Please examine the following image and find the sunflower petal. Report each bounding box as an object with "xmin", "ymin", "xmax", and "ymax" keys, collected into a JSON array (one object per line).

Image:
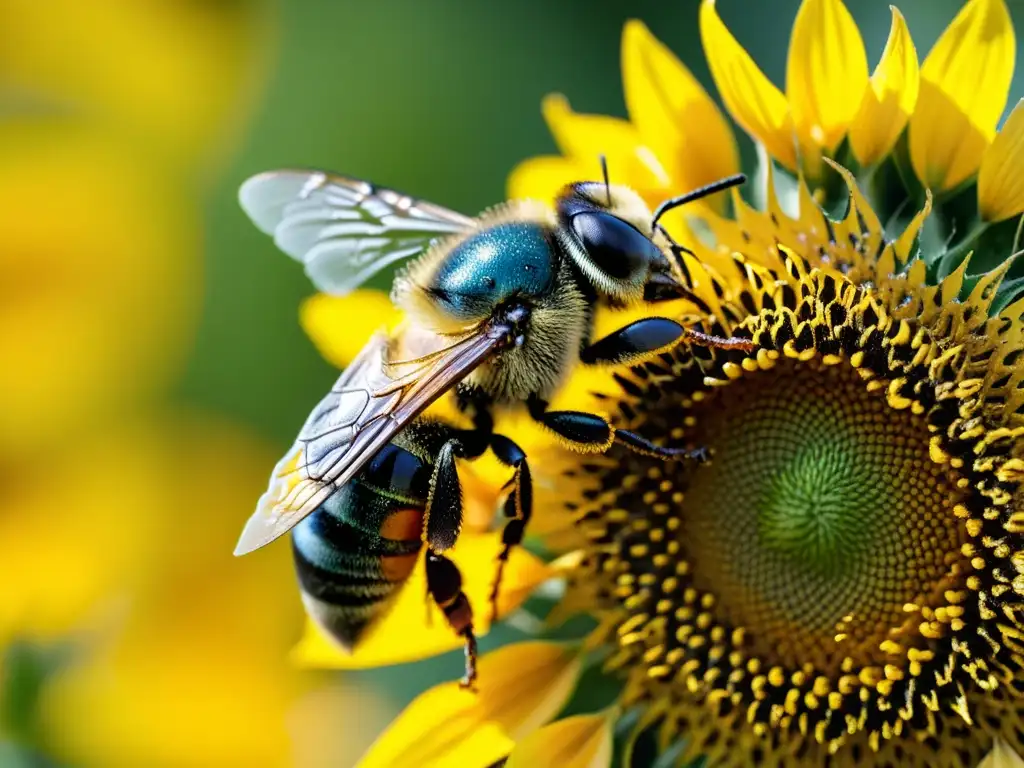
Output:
[
  {"xmin": 507, "ymin": 155, "xmax": 589, "ymax": 205},
  {"xmin": 699, "ymin": 0, "xmax": 797, "ymax": 170},
  {"xmin": 505, "ymin": 712, "xmax": 614, "ymax": 768},
  {"xmin": 292, "ymin": 532, "xmax": 552, "ymax": 669},
  {"xmin": 849, "ymin": 7, "xmax": 919, "ymax": 167},
  {"xmin": 542, "ymin": 94, "xmax": 673, "ymax": 204},
  {"xmin": 621, "ymin": 19, "xmax": 739, "ymax": 205},
  {"xmin": 543, "ymin": 93, "xmax": 640, "ymax": 166},
  {"xmin": 786, "ymin": 0, "xmax": 868, "ymax": 152},
  {"xmin": 978, "ymin": 739, "xmax": 1024, "ymax": 768},
  {"xmin": 300, "ymin": 290, "xmax": 400, "ymax": 369},
  {"xmin": 909, "ymin": 0, "xmax": 1016, "ymax": 191},
  {"xmin": 978, "ymin": 99, "xmax": 1024, "ymax": 221},
  {"xmin": 358, "ymin": 642, "xmax": 583, "ymax": 768}
]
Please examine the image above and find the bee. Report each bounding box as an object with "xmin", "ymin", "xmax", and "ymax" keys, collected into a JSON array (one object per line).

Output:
[{"xmin": 233, "ymin": 165, "xmax": 752, "ymax": 687}]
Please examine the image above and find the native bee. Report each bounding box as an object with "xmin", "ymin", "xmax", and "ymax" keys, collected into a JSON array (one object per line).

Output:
[{"xmin": 233, "ymin": 166, "xmax": 751, "ymax": 687}]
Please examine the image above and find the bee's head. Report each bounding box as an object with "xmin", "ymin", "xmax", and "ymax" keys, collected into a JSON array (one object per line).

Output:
[
  {"xmin": 556, "ymin": 181, "xmax": 681, "ymax": 305},
  {"xmin": 557, "ymin": 174, "xmax": 748, "ymax": 305}
]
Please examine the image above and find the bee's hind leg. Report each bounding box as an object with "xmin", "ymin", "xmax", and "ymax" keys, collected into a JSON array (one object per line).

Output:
[
  {"xmin": 425, "ymin": 550, "xmax": 477, "ymax": 690},
  {"xmin": 423, "ymin": 435, "xmax": 487, "ymax": 689},
  {"xmin": 487, "ymin": 433, "xmax": 533, "ymax": 623}
]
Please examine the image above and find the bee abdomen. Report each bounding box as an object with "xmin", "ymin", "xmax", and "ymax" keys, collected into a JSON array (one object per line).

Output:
[{"xmin": 292, "ymin": 487, "xmax": 425, "ymax": 649}]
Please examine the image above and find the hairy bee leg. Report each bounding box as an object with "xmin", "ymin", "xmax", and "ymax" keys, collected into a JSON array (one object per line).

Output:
[
  {"xmin": 425, "ymin": 550, "xmax": 477, "ymax": 689},
  {"xmin": 487, "ymin": 433, "xmax": 533, "ymax": 623},
  {"xmin": 579, "ymin": 317, "xmax": 686, "ymax": 366},
  {"xmin": 527, "ymin": 394, "xmax": 614, "ymax": 451},
  {"xmin": 528, "ymin": 396, "xmax": 709, "ymax": 462},
  {"xmin": 424, "ymin": 439, "xmax": 469, "ymax": 552},
  {"xmin": 680, "ymin": 326, "xmax": 755, "ymax": 353},
  {"xmin": 614, "ymin": 428, "xmax": 710, "ymax": 463},
  {"xmin": 422, "ymin": 435, "xmax": 491, "ymax": 687}
]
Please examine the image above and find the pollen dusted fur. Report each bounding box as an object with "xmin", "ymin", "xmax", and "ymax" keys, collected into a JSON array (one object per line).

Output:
[{"xmin": 393, "ymin": 200, "xmax": 590, "ymax": 405}]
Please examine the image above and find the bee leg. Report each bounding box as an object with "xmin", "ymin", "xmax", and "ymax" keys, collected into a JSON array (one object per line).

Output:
[
  {"xmin": 425, "ymin": 438, "xmax": 471, "ymax": 551},
  {"xmin": 424, "ymin": 437, "xmax": 487, "ymax": 688},
  {"xmin": 487, "ymin": 433, "xmax": 533, "ymax": 623},
  {"xmin": 526, "ymin": 395, "xmax": 615, "ymax": 452},
  {"xmin": 579, "ymin": 317, "xmax": 686, "ymax": 366},
  {"xmin": 527, "ymin": 395, "xmax": 709, "ymax": 462},
  {"xmin": 613, "ymin": 428, "xmax": 710, "ymax": 463},
  {"xmin": 425, "ymin": 550, "xmax": 477, "ymax": 690},
  {"xmin": 580, "ymin": 317, "xmax": 753, "ymax": 366},
  {"xmin": 678, "ymin": 326, "xmax": 755, "ymax": 353}
]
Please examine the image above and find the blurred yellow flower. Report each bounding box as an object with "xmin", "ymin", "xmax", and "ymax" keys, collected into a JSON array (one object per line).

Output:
[
  {"xmin": 34, "ymin": 414, "xmax": 308, "ymax": 768},
  {"xmin": 0, "ymin": 121, "xmax": 201, "ymax": 455},
  {"xmin": 0, "ymin": 423, "xmax": 165, "ymax": 641},
  {"xmin": 0, "ymin": 0, "xmax": 272, "ymax": 171}
]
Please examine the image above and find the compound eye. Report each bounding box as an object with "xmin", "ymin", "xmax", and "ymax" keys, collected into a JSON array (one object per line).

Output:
[{"xmin": 570, "ymin": 211, "xmax": 661, "ymax": 281}]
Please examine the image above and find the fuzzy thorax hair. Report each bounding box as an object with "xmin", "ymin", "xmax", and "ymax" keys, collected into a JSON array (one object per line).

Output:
[{"xmin": 390, "ymin": 200, "xmax": 588, "ymax": 404}]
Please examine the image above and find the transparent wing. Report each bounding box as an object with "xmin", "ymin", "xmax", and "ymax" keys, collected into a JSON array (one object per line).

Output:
[
  {"xmin": 234, "ymin": 325, "xmax": 510, "ymax": 555},
  {"xmin": 238, "ymin": 169, "xmax": 474, "ymax": 295}
]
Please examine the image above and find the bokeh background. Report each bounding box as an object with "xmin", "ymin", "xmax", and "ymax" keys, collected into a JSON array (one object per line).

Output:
[{"xmin": 1, "ymin": 1, "xmax": 1020, "ymax": 766}]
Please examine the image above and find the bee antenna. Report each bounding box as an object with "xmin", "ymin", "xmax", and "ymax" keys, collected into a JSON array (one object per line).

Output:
[
  {"xmin": 650, "ymin": 173, "xmax": 747, "ymax": 229},
  {"xmin": 656, "ymin": 223, "xmax": 696, "ymax": 274},
  {"xmin": 599, "ymin": 154, "xmax": 611, "ymax": 207}
]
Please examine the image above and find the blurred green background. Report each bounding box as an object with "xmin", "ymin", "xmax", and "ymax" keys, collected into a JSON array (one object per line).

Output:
[{"xmin": 0, "ymin": 1, "xmax": 1018, "ymax": 766}]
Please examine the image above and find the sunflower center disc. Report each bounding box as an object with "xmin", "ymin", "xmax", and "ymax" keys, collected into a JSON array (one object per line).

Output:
[{"xmin": 678, "ymin": 358, "xmax": 964, "ymax": 673}]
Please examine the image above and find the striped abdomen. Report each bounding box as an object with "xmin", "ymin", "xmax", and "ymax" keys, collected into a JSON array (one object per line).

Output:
[{"xmin": 291, "ymin": 443, "xmax": 431, "ymax": 648}]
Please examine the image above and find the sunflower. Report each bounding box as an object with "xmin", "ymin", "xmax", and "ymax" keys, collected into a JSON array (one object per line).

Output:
[{"xmin": 301, "ymin": 0, "xmax": 1024, "ymax": 765}]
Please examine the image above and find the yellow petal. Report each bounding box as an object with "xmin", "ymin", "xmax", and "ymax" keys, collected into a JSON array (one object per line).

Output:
[
  {"xmin": 0, "ymin": 0, "xmax": 270, "ymax": 169},
  {"xmin": 786, "ymin": 0, "xmax": 868, "ymax": 152},
  {"xmin": 849, "ymin": 7, "xmax": 919, "ymax": 166},
  {"xmin": 542, "ymin": 94, "xmax": 672, "ymax": 205},
  {"xmin": 293, "ymin": 532, "xmax": 552, "ymax": 669},
  {"xmin": 978, "ymin": 739, "xmax": 1024, "ymax": 768},
  {"xmin": 543, "ymin": 94, "xmax": 640, "ymax": 164},
  {"xmin": 978, "ymin": 99, "xmax": 1024, "ymax": 221},
  {"xmin": 506, "ymin": 712, "xmax": 614, "ymax": 768},
  {"xmin": 359, "ymin": 641, "xmax": 583, "ymax": 768},
  {"xmin": 621, "ymin": 20, "xmax": 739, "ymax": 206},
  {"xmin": 699, "ymin": 0, "xmax": 797, "ymax": 170},
  {"xmin": 909, "ymin": 0, "xmax": 1016, "ymax": 191},
  {"xmin": 508, "ymin": 155, "xmax": 589, "ymax": 205},
  {"xmin": 299, "ymin": 290, "xmax": 400, "ymax": 369}
]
